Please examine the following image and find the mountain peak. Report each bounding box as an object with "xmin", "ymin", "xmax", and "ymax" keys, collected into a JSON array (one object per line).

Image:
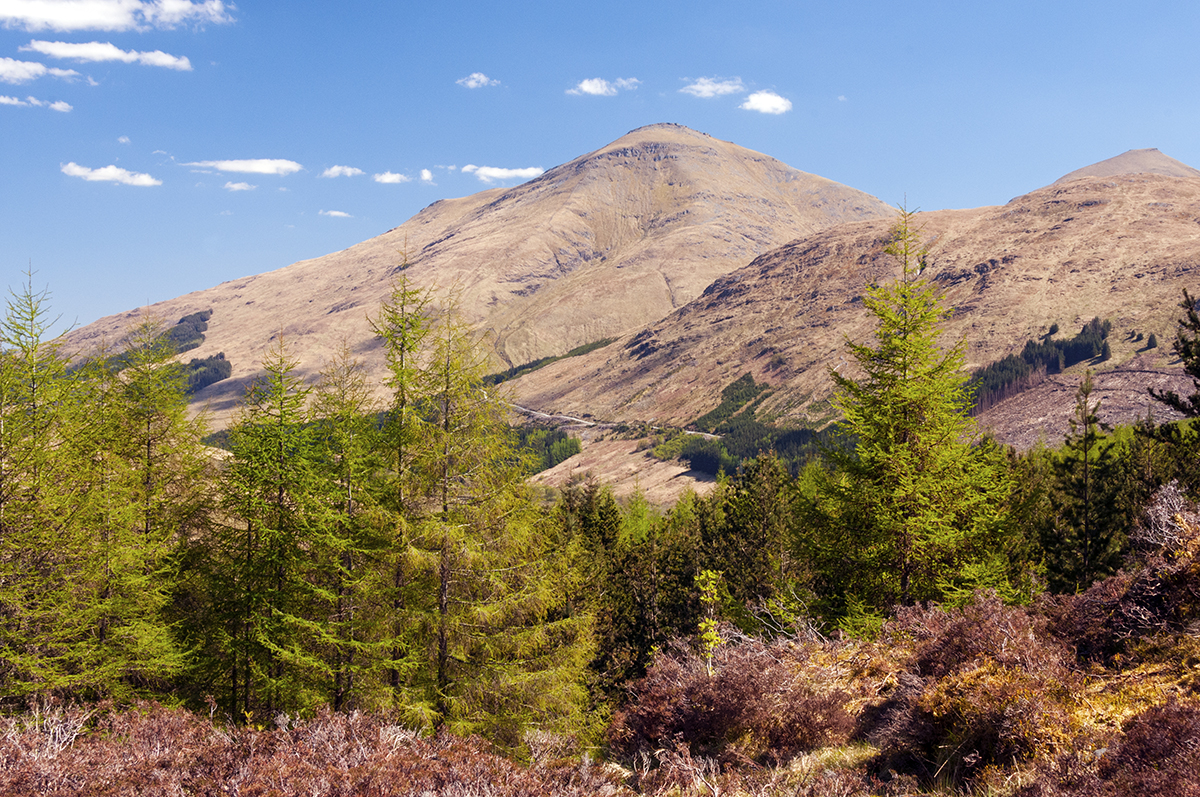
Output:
[{"xmin": 1052, "ymin": 148, "xmax": 1200, "ymax": 185}]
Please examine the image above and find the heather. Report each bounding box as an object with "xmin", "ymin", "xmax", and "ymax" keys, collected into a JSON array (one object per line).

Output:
[{"xmin": 6, "ymin": 220, "xmax": 1200, "ymax": 795}]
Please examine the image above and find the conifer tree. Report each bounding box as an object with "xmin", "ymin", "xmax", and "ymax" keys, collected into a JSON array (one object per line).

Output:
[
  {"xmin": 211, "ymin": 336, "xmax": 329, "ymax": 718},
  {"xmin": 1151, "ymin": 289, "xmax": 1200, "ymax": 416},
  {"xmin": 398, "ymin": 305, "xmax": 592, "ymax": 745},
  {"xmin": 1044, "ymin": 371, "xmax": 1123, "ymax": 592},
  {"xmin": 801, "ymin": 208, "xmax": 1011, "ymax": 615},
  {"xmin": 369, "ymin": 274, "xmax": 435, "ymax": 697},
  {"xmin": 310, "ymin": 342, "xmax": 389, "ymax": 710}
]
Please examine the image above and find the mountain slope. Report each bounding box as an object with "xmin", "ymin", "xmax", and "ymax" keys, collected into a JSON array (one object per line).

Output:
[
  {"xmin": 510, "ymin": 167, "xmax": 1200, "ymax": 445},
  {"xmin": 65, "ymin": 123, "xmax": 893, "ymax": 425}
]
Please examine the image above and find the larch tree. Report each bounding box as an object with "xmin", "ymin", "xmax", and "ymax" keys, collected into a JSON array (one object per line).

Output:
[{"xmin": 399, "ymin": 304, "xmax": 592, "ymax": 747}]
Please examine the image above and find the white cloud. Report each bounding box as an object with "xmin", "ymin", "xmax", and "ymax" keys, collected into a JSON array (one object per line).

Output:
[
  {"xmin": 837, "ymin": 95, "xmax": 847, "ymax": 102},
  {"xmin": 373, "ymin": 171, "xmax": 410, "ymax": 184},
  {"xmin": 320, "ymin": 209, "xmax": 351, "ymax": 218},
  {"xmin": 118, "ymin": 134, "xmax": 129, "ymax": 143},
  {"xmin": 27, "ymin": 95, "xmax": 70, "ymax": 110},
  {"xmin": 186, "ymin": 158, "xmax": 303, "ymax": 175},
  {"xmin": 420, "ymin": 168, "xmax": 433, "ymax": 183},
  {"xmin": 740, "ymin": 90, "xmax": 792, "ymax": 114},
  {"xmin": 679, "ymin": 77, "xmax": 744, "ymax": 98},
  {"xmin": 22, "ymin": 39, "xmax": 191, "ymax": 69},
  {"xmin": 320, "ymin": 165, "xmax": 363, "ymax": 178},
  {"xmin": 0, "ymin": 56, "xmax": 78, "ymax": 83},
  {"xmin": 566, "ymin": 77, "xmax": 640, "ymax": 97},
  {"xmin": 61, "ymin": 161, "xmax": 161, "ymax": 186},
  {"xmin": 4, "ymin": 93, "xmax": 71, "ymax": 110},
  {"xmin": 223, "ymin": 181, "xmax": 254, "ymax": 191},
  {"xmin": 456, "ymin": 72, "xmax": 498, "ymax": 89},
  {"xmin": 0, "ymin": 0, "xmax": 233, "ymax": 32},
  {"xmin": 461, "ymin": 164, "xmax": 543, "ymax": 184}
]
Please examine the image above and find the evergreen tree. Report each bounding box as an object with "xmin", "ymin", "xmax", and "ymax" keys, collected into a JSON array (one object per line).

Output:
[
  {"xmin": 800, "ymin": 208, "xmax": 1012, "ymax": 616},
  {"xmin": 210, "ymin": 336, "xmax": 329, "ymax": 719},
  {"xmin": 369, "ymin": 274, "xmax": 435, "ymax": 698},
  {"xmin": 1150, "ymin": 289, "xmax": 1200, "ymax": 416},
  {"xmin": 390, "ymin": 305, "xmax": 592, "ymax": 745},
  {"xmin": 310, "ymin": 342, "xmax": 389, "ymax": 711},
  {"xmin": 1044, "ymin": 371, "xmax": 1124, "ymax": 592},
  {"xmin": 0, "ymin": 282, "xmax": 191, "ymax": 699}
]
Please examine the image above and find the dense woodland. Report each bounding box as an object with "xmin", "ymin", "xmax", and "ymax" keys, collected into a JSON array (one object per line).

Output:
[{"xmin": 4, "ymin": 215, "xmax": 1200, "ymax": 795}]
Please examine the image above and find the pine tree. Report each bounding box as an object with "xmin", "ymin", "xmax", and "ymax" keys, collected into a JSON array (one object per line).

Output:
[{"xmin": 802, "ymin": 208, "xmax": 1012, "ymax": 615}]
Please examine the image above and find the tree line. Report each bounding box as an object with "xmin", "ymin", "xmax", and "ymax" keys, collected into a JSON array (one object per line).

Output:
[{"xmin": 3, "ymin": 213, "xmax": 1200, "ymax": 752}]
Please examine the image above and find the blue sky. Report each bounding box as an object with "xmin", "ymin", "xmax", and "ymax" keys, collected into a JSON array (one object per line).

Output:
[{"xmin": 4, "ymin": 0, "xmax": 1200, "ymax": 334}]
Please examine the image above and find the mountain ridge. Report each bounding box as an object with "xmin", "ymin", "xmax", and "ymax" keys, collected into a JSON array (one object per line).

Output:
[{"xmin": 64, "ymin": 123, "xmax": 893, "ymax": 427}]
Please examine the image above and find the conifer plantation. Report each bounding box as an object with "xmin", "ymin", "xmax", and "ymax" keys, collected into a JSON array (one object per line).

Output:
[{"xmin": 5, "ymin": 210, "xmax": 1200, "ymax": 795}]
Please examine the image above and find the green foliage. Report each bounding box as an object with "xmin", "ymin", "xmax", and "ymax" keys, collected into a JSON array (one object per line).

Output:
[
  {"xmin": 514, "ymin": 427, "xmax": 581, "ymax": 473},
  {"xmin": 482, "ymin": 338, "xmax": 616, "ymax": 387},
  {"xmin": 694, "ymin": 372, "xmax": 771, "ymax": 432},
  {"xmin": 970, "ymin": 316, "xmax": 1114, "ymax": 412},
  {"xmin": 1151, "ymin": 288, "xmax": 1200, "ymax": 417},
  {"xmin": 800, "ymin": 208, "xmax": 1013, "ymax": 615},
  {"xmin": 0, "ymin": 285, "xmax": 198, "ymax": 702},
  {"xmin": 165, "ymin": 310, "xmax": 213, "ymax": 353},
  {"xmin": 1042, "ymin": 371, "xmax": 1126, "ymax": 592},
  {"xmin": 695, "ymin": 570, "xmax": 723, "ymax": 676},
  {"xmin": 182, "ymin": 352, "xmax": 231, "ymax": 394}
]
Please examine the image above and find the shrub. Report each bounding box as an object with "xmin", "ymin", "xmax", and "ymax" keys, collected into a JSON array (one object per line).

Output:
[
  {"xmin": 609, "ymin": 631, "xmax": 853, "ymax": 766},
  {"xmin": 1047, "ymin": 480, "xmax": 1200, "ymax": 665},
  {"xmin": 863, "ymin": 594, "xmax": 1074, "ymax": 787}
]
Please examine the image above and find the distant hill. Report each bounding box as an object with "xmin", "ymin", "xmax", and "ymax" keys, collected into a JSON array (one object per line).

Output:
[
  {"xmin": 64, "ymin": 123, "xmax": 893, "ymax": 427},
  {"xmin": 510, "ymin": 165, "xmax": 1200, "ymax": 448},
  {"xmin": 1051, "ymin": 147, "xmax": 1200, "ymax": 185}
]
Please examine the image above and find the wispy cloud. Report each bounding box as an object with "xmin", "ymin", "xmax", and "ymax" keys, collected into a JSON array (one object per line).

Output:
[
  {"xmin": 186, "ymin": 159, "xmax": 303, "ymax": 175},
  {"xmin": 320, "ymin": 209, "xmax": 351, "ymax": 218},
  {"xmin": 679, "ymin": 77, "xmax": 744, "ymax": 98},
  {"xmin": 1, "ymin": 93, "xmax": 70, "ymax": 110},
  {"xmin": 0, "ymin": 56, "xmax": 78, "ymax": 83},
  {"xmin": 320, "ymin": 165, "xmax": 363, "ymax": 178},
  {"xmin": 223, "ymin": 181, "xmax": 254, "ymax": 191},
  {"xmin": 566, "ymin": 77, "xmax": 639, "ymax": 96},
  {"xmin": 1, "ymin": 0, "xmax": 233, "ymax": 32},
  {"xmin": 837, "ymin": 95, "xmax": 847, "ymax": 102},
  {"xmin": 118, "ymin": 135, "xmax": 130, "ymax": 143},
  {"xmin": 22, "ymin": 39, "xmax": 192, "ymax": 70},
  {"xmin": 373, "ymin": 171, "xmax": 410, "ymax": 184},
  {"xmin": 456, "ymin": 72, "xmax": 498, "ymax": 89},
  {"xmin": 461, "ymin": 164, "xmax": 543, "ymax": 184},
  {"xmin": 740, "ymin": 90, "xmax": 791, "ymax": 114},
  {"xmin": 61, "ymin": 161, "xmax": 160, "ymax": 186},
  {"xmin": 420, "ymin": 168, "xmax": 434, "ymax": 184}
]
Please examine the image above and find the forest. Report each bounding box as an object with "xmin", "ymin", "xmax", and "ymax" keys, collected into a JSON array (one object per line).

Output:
[{"xmin": 3, "ymin": 215, "xmax": 1200, "ymax": 795}]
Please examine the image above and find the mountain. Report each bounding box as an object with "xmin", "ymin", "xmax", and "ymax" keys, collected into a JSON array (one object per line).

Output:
[
  {"xmin": 1052, "ymin": 148, "xmax": 1200, "ymax": 185},
  {"xmin": 65, "ymin": 124, "xmax": 893, "ymax": 425},
  {"xmin": 510, "ymin": 163, "xmax": 1200, "ymax": 446}
]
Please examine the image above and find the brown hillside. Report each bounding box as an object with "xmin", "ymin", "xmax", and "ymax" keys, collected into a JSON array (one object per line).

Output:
[
  {"xmin": 511, "ymin": 171, "xmax": 1200, "ymax": 446},
  {"xmin": 1052, "ymin": 147, "xmax": 1200, "ymax": 185},
  {"xmin": 64, "ymin": 124, "xmax": 892, "ymax": 427}
]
